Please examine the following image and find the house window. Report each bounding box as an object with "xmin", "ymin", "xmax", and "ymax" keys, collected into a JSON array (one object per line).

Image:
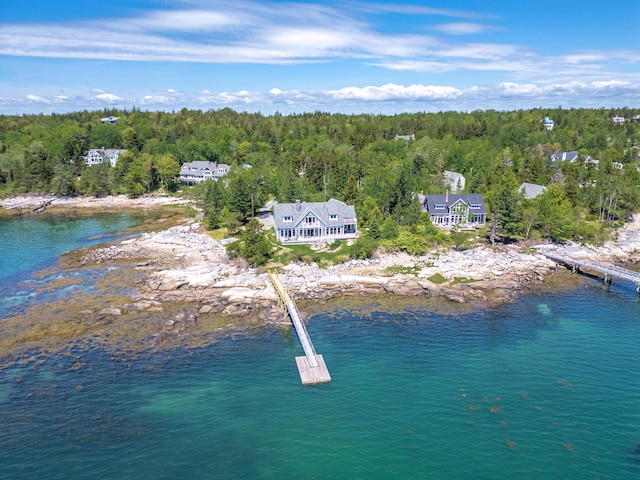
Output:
[
  {"xmin": 305, "ymin": 216, "xmax": 316, "ymax": 224},
  {"xmin": 283, "ymin": 216, "xmax": 292, "ymax": 222},
  {"xmin": 329, "ymin": 214, "xmax": 338, "ymax": 220}
]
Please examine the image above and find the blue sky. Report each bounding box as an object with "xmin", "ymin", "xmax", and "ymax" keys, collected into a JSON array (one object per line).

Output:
[{"xmin": 1, "ymin": 0, "xmax": 639, "ymax": 115}]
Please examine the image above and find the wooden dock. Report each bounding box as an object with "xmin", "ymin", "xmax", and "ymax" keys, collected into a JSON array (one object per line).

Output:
[
  {"xmin": 3, "ymin": 197, "xmax": 56, "ymax": 216},
  {"xmin": 268, "ymin": 271, "xmax": 331, "ymax": 385},
  {"xmin": 543, "ymin": 250, "xmax": 640, "ymax": 293}
]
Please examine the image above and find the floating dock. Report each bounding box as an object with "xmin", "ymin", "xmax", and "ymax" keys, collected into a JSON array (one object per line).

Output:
[{"xmin": 268, "ymin": 271, "xmax": 331, "ymax": 385}]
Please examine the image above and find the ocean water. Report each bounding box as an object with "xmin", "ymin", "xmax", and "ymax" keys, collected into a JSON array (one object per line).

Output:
[
  {"xmin": 0, "ymin": 211, "xmax": 144, "ymax": 317},
  {"xmin": 2, "ymin": 215, "xmax": 640, "ymax": 479}
]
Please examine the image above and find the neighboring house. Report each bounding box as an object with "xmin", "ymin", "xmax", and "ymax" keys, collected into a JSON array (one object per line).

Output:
[
  {"xmin": 613, "ymin": 162, "xmax": 624, "ymax": 170},
  {"xmin": 83, "ymin": 148, "xmax": 127, "ymax": 167},
  {"xmin": 101, "ymin": 116, "xmax": 119, "ymax": 124},
  {"xmin": 612, "ymin": 116, "xmax": 625, "ymax": 124},
  {"xmin": 443, "ymin": 170, "xmax": 466, "ymax": 192},
  {"xmin": 179, "ymin": 161, "xmax": 230, "ymax": 185},
  {"xmin": 273, "ymin": 198, "xmax": 358, "ymax": 244},
  {"xmin": 394, "ymin": 134, "xmax": 415, "ymax": 142},
  {"xmin": 544, "ymin": 116, "xmax": 554, "ymax": 131},
  {"xmin": 423, "ymin": 192, "xmax": 487, "ymax": 229},
  {"xmin": 549, "ymin": 151, "xmax": 597, "ymax": 164},
  {"xmin": 519, "ymin": 182, "xmax": 547, "ymax": 200}
]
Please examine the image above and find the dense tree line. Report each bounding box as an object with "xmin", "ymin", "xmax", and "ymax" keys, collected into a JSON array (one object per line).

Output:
[{"xmin": 2, "ymin": 106, "xmax": 640, "ymax": 257}]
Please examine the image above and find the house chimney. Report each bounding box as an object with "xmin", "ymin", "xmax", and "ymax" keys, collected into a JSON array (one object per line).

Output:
[
  {"xmin": 445, "ymin": 190, "xmax": 449, "ymax": 202},
  {"xmin": 213, "ymin": 161, "xmax": 218, "ymax": 170},
  {"xmin": 295, "ymin": 199, "xmax": 301, "ymax": 211}
]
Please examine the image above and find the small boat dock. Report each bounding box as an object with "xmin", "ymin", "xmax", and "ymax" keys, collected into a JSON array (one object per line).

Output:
[
  {"xmin": 3, "ymin": 197, "xmax": 56, "ymax": 216},
  {"xmin": 268, "ymin": 271, "xmax": 331, "ymax": 385},
  {"xmin": 543, "ymin": 250, "xmax": 640, "ymax": 293}
]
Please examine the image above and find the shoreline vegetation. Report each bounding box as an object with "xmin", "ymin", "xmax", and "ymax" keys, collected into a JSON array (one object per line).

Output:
[{"xmin": 2, "ymin": 194, "xmax": 640, "ymax": 363}]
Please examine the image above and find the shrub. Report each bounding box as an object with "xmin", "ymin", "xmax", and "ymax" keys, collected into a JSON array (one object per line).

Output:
[{"xmin": 350, "ymin": 236, "xmax": 378, "ymax": 259}]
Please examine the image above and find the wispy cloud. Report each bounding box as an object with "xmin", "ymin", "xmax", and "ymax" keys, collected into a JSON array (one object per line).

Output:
[
  {"xmin": 0, "ymin": 1, "xmax": 638, "ymax": 114},
  {"xmin": 4, "ymin": 80, "xmax": 639, "ymax": 115},
  {"xmin": 432, "ymin": 22, "xmax": 496, "ymax": 35},
  {"xmin": 1, "ymin": 0, "xmax": 633, "ymax": 81}
]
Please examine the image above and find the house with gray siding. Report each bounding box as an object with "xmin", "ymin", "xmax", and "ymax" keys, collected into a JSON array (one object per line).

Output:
[
  {"xmin": 423, "ymin": 192, "xmax": 487, "ymax": 229},
  {"xmin": 83, "ymin": 148, "xmax": 127, "ymax": 167},
  {"xmin": 549, "ymin": 151, "xmax": 598, "ymax": 164},
  {"xmin": 179, "ymin": 161, "xmax": 230, "ymax": 185},
  {"xmin": 273, "ymin": 198, "xmax": 358, "ymax": 244}
]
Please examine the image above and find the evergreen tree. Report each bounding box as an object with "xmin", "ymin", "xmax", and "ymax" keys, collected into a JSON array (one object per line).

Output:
[
  {"xmin": 493, "ymin": 173, "xmax": 524, "ymax": 240},
  {"xmin": 536, "ymin": 183, "xmax": 574, "ymax": 241},
  {"xmin": 230, "ymin": 174, "xmax": 253, "ymax": 222},
  {"xmin": 241, "ymin": 217, "xmax": 272, "ymax": 266}
]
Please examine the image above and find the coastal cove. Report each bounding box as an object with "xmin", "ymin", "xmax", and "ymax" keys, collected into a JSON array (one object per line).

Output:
[{"xmin": 2, "ymin": 197, "xmax": 640, "ymax": 478}]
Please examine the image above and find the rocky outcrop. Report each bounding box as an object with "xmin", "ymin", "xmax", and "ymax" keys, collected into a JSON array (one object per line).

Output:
[{"xmin": 77, "ymin": 218, "xmax": 640, "ymax": 346}]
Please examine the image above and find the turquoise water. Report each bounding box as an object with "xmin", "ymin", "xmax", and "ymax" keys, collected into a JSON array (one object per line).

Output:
[
  {"xmin": 2, "ymin": 216, "xmax": 640, "ymax": 479},
  {"xmin": 0, "ymin": 212, "xmax": 142, "ymax": 317}
]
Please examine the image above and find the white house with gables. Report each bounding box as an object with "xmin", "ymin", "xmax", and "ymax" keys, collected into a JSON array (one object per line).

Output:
[
  {"xmin": 273, "ymin": 198, "xmax": 359, "ymax": 244},
  {"xmin": 83, "ymin": 148, "xmax": 127, "ymax": 167},
  {"xmin": 443, "ymin": 170, "xmax": 466, "ymax": 192},
  {"xmin": 179, "ymin": 161, "xmax": 230, "ymax": 185},
  {"xmin": 423, "ymin": 192, "xmax": 487, "ymax": 229}
]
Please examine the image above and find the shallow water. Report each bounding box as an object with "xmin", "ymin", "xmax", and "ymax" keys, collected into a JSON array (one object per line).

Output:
[{"xmin": 2, "ymin": 215, "xmax": 640, "ymax": 479}]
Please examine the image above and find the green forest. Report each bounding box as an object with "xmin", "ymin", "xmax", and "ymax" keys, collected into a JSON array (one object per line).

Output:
[{"xmin": 1, "ymin": 107, "xmax": 640, "ymax": 261}]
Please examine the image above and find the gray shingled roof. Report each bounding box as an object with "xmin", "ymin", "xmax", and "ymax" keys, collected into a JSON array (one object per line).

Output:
[
  {"xmin": 273, "ymin": 198, "xmax": 356, "ymax": 229},
  {"xmin": 519, "ymin": 182, "xmax": 547, "ymax": 199},
  {"xmin": 423, "ymin": 193, "xmax": 487, "ymax": 215},
  {"xmin": 179, "ymin": 161, "xmax": 229, "ymax": 179}
]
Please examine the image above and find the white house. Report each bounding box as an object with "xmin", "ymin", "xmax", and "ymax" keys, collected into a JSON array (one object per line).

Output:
[
  {"xmin": 179, "ymin": 161, "xmax": 230, "ymax": 185},
  {"xmin": 273, "ymin": 198, "xmax": 358, "ymax": 244},
  {"xmin": 394, "ymin": 134, "xmax": 415, "ymax": 142},
  {"xmin": 443, "ymin": 170, "xmax": 466, "ymax": 192},
  {"xmin": 101, "ymin": 116, "xmax": 119, "ymax": 124},
  {"xmin": 83, "ymin": 148, "xmax": 127, "ymax": 167},
  {"xmin": 544, "ymin": 116, "xmax": 554, "ymax": 131}
]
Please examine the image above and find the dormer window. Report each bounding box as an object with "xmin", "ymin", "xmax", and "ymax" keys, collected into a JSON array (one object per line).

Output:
[
  {"xmin": 329, "ymin": 214, "xmax": 338, "ymax": 220},
  {"xmin": 283, "ymin": 215, "xmax": 292, "ymax": 222}
]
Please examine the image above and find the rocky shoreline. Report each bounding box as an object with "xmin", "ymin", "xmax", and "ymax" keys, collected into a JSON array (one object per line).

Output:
[
  {"xmin": 5, "ymin": 194, "xmax": 640, "ymax": 354},
  {"xmin": 70, "ymin": 222, "xmax": 568, "ymax": 349}
]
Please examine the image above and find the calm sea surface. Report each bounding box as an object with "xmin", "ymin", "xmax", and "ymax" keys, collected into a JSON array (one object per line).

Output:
[{"xmin": 1, "ymin": 214, "xmax": 640, "ymax": 479}]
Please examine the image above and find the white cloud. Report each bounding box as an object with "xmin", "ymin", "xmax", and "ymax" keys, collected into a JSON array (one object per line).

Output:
[
  {"xmin": 325, "ymin": 83, "xmax": 463, "ymax": 101},
  {"xmin": 0, "ymin": 0, "xmax": 637, "ymax": 91},
  {"xmin": 95, "ymin": 93, "xmax": 122, "ymax": 102},
  {"xmin": 137, "ymin": 9, "xmax": 244, "ymax": 32},
  {"xmin": 498, "ymin": 82, "xmax": 543, "ymax": 96},
  {"xmin": 26, "ymin": 94, "xmax": 49, "ymax": 103},
  {"xmin": 3, "ymin": 79, "xmax": 640, "ymax": 115}
]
